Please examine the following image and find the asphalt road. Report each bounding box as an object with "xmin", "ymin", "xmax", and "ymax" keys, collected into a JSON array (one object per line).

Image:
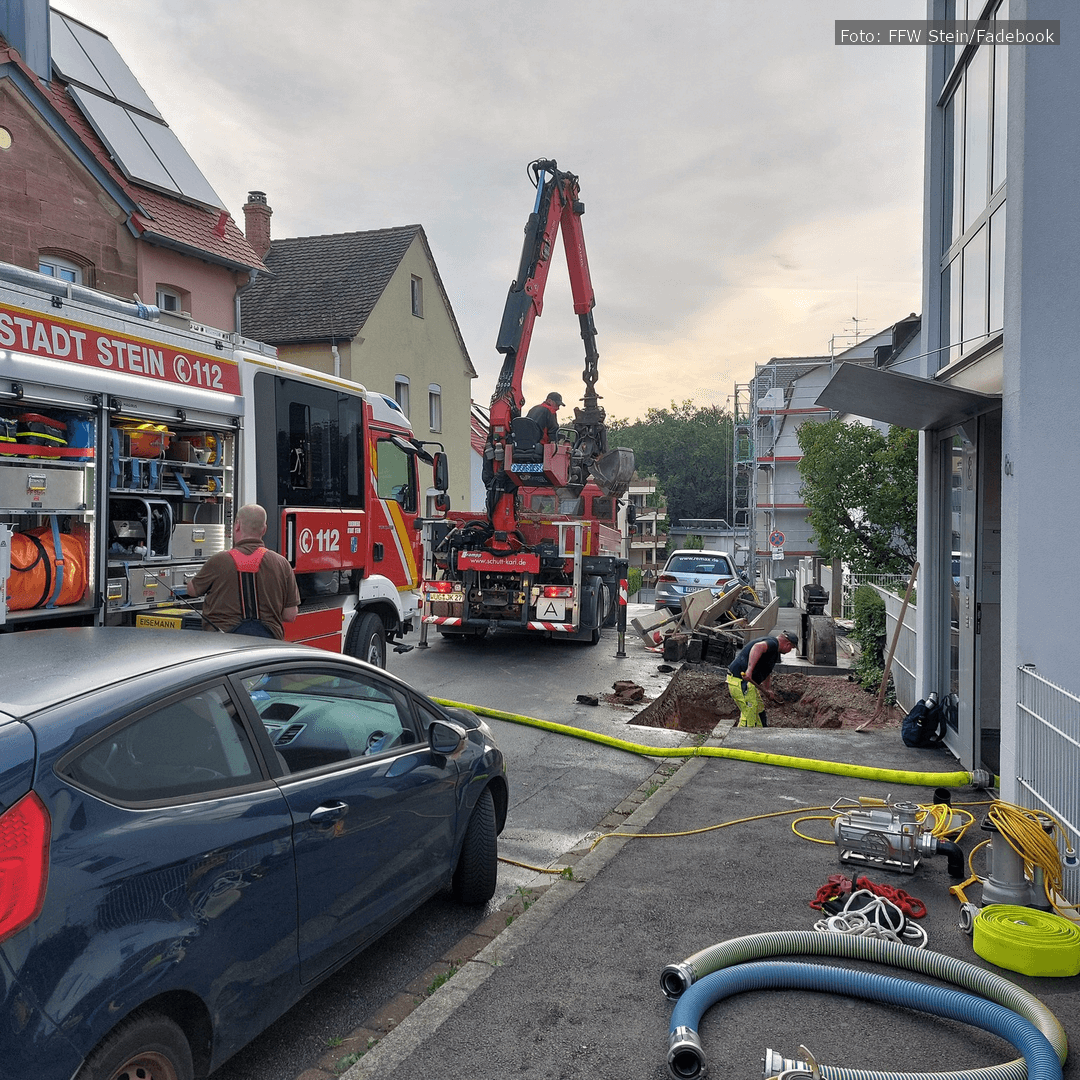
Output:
[{"xmin": 210, "ymin": 607, "xmax": 684, "ymax": 1080}]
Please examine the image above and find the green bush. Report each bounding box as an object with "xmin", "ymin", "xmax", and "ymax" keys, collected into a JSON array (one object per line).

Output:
[
  {"xmin": 628, "ymin": 567, "xmax": 642, "ymax": 597},
  {"xmin": 851, "ymin": 585, "xmax": 889, "ymax": 694}
]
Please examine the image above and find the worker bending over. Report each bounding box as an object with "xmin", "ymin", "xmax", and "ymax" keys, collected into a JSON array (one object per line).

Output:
[{"xmin": 726, "ymin": 631, "xmax": 798, "ymax": 727}]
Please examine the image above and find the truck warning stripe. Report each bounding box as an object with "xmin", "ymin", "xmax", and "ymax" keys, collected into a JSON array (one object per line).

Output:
[{"xmin": 381, "ymin": 496, "xmax": 418, "ymax": 586}]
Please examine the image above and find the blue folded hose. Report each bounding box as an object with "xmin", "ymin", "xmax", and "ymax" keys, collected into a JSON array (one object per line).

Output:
[{"xmin": 667, "ymin": 961, "xmax": 1062, "ymax": 1080}]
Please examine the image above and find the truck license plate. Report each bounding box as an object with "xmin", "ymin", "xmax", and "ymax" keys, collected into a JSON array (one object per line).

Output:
[
  {"xmin": 428, "ymin": 591, "xmax": 463, "ymax": 604},
  {"xmin": 535, "ymin": 598, "xmax": 565, "ymax": 621}
]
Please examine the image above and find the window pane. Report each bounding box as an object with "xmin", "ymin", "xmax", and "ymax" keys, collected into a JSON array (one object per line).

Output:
[
  {"xmin": 951, "ymin": 86, "xmax": 965, "ymax": 244},
  {"xmin": 65, "ymin": 686, "xmax": 260, "ymax": 801},
  {"xmin": 341, "ymin": 396, "xmax": 364, "ymax": 506},
  {"xmin": 989, "ymin": 203, "xmax": 1006, "ymax": 333},
  {"xmin": 942, "ymin": 97, "xmax": 958, "ymax": 250},
  {"xmin": 39, "ymin": 257, "xmax": 83, "ymax": 284},
  {"xmin": 428, "ymin": 390, "xmax": 441, "ymax": 432},
  {"xmin": 941, "ymin": 259, "xmax": 961, "ymax": 368},
  {"xmin": 963, "ymin": 45, "xmax": 990, "ymax": 231},
  {"xmin": 395, "ymin": 378, "xmax": 410, "ymax": 418},
  {"xmin": 992, "ymin": 35, "xmax": 1008, "ymax": 191},
  {"xmin": 289, "ymin": 402, "xmax": 312, "ymax": 489},
  {"xmin": 962, "ymin": 224, "xmax": 988, "ymax": 349},
  {"xmin": 242, "ymin": 669, "xmax": 415, "ymax": 772},
  {"xmin": 376, "ymin": 438, "xmax": 415, "ymax": 511}
]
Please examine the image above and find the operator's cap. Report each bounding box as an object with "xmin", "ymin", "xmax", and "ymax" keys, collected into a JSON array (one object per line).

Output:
[
  {"xmin": 781, "ymin": 631, "xmax": 798, "ymax": 645},
  {"xmin": 547, "ymin": 392, "xmax": 564, "ymax": 406}
]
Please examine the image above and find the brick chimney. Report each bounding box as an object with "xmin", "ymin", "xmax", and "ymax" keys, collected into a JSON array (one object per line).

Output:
[{"xmin": 243, "ymin": 191, "xmax": 272, "ymax": 260}]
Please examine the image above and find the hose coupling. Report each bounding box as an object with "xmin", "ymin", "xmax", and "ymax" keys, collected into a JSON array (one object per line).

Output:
[
  {"xmin": 958, "ymin": 901, "xmax": 980, "ymax": 934},
  {"xmin": 667, "ymin": 1026, "xmax": 706, "ymax": 1079},
  {"xmin": 660, "ymin": 961, "xmax": 696, "ymax": 999},
  {"xmin": 762, "ymin": 1048, "xmax": 809, "ymax": 1077},
  {"xmin": 969, "ymin": 768, "xmax": 994, "ymax": 788}
]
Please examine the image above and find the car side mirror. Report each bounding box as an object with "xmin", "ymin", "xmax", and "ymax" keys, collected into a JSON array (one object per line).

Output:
[
  {"xmin": 433, "ymin": 451, "xmax": 449, "ymax": 492},
  {"xmin": 429, "ymin": 719, "xmax": 466, "ymax": 756}
]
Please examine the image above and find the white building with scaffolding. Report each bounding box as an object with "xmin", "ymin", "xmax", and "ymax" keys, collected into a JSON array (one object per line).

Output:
[{"xmin": 733, "ymin": 321, "xmax": 921, "ymax": 603}]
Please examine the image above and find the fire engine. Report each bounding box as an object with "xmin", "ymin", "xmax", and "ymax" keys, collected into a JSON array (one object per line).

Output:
[
  {"xmin": 420, "ymin": 160, "xmax": 634, "ymax": 645},
  {"xmin": 0, "ymin": 261, "xmax": 446, "ymax": 665}
]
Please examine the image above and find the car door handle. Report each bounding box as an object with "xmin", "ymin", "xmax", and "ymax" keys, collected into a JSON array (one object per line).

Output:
[{"xmin": 309, "ymin": 801, "xmax": 349, "ymax": 825}]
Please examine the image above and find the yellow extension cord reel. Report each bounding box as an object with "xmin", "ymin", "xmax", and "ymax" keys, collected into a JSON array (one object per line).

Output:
[{"xmin": 973, "ymin": 904, "xmax": 1080, "ymax": 977}]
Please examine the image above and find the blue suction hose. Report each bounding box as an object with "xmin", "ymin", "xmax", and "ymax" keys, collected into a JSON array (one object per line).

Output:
[{"xmin": 667, "ymin": 961, "xmax": 1062, "ymax": 1080}]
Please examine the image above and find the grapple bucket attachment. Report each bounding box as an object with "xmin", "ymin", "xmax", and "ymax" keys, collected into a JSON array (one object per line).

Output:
[{"xmin": 589, "ymin": 447, "xmax": 635, "ymax": 497}]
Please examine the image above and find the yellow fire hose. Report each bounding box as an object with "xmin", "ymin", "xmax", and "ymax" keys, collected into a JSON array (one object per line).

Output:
[
  {"xmin": 434, "ymin": 697, "xmax": 993, "ymax": 788},
  {"xmin": 973, "ymin": 906, "xmax": 1080, "ymax": 977}
]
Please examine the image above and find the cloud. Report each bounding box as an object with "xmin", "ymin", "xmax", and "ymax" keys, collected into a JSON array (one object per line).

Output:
[{"xmin": 56, "ymin": 0, "xmax": 927, "ymax": 417}]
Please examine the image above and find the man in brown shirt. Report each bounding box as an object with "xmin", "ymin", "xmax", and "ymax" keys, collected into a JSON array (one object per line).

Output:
[{"xmin": 188, "ymin": 504, "xmax": 300, "ymax": 639}]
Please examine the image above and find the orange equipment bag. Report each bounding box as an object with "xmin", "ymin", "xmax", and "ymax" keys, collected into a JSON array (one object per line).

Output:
[{"xmin": 7, "ymin": 527, "xmax": 89, "ymax": 610}]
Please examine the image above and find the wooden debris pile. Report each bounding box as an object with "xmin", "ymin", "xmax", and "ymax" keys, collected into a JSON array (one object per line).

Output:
[{"xmin": 630, "ymin": 584, "xmax": 781, "ymax": 668}]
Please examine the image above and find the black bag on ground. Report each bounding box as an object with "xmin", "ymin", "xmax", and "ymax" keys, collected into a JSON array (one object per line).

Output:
[{"xmin": 901, "ymin": 692, "xmax": 946, "ymax": 748}]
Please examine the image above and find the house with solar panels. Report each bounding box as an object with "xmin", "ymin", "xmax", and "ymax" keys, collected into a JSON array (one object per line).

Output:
[
  {"xmin": 0, "ymin": 3, "xmax": 264, "ymax": 329},
  {"xmin": 0, "ymin": 2, "xmax": 476, "ymax": 513}
]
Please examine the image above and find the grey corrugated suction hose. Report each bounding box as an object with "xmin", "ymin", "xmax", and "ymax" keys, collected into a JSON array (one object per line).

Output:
[
  {"xmin": 660, "ymin": 931, "xmax": 1067, "ymax": 1080},
  {"xmin": 667, "ymin": 961, "xmax": 1062, "ymax": 1080}
]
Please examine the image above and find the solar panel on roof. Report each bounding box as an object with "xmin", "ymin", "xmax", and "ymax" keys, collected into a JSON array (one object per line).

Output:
[
  {"xmin": 48, "ymin": 13, "xmax": 112, "ymax": 98},
  {"xmin": 52, "ymin": 12, "xmax": 223, "ymax": 210},
  {"xmin": 128, "ymin": 112, "xmax": 223, "ymax": 209},
  {"xmin": 50, "ymin": 11, "xmax": 161, "ymax": 118},
  {"xmin": 68, "ymin": 87, "xmax": 175, "ymax": 190}
]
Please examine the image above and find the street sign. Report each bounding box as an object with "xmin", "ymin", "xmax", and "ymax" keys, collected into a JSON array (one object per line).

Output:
[
  {"xmin": 769, "ymin": 530, "xmax": 785, "ymax": 547},
  {"xmin": 772, "ymin": 547, "xmax": 784, "ymax": 561}
]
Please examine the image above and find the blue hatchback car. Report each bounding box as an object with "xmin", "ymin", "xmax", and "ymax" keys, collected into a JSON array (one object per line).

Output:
[{"xmin": 0, "ymin": 628, "xmax": 507, "ymax": 1080}]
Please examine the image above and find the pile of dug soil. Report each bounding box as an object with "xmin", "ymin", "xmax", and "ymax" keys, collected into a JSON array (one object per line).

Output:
[{"xmin": 629, "ymin": 665, "xmax": 903, "ymax": 735}]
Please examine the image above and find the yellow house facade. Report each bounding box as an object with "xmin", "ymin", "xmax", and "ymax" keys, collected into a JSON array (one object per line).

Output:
[{"xmin": 238, "ymin": 206, "xmax": 475, "ymax": 512}]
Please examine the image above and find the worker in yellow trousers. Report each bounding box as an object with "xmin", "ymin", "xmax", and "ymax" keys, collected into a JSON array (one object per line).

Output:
[{"xmin": 725, "ymin": 631, "xmax": 798, "ymax": 726}]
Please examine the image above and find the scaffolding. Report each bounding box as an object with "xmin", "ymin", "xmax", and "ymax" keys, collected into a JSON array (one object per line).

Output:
[{"xmin": 732, "ymin": 357, "xmax": 833, "ymax": 591}]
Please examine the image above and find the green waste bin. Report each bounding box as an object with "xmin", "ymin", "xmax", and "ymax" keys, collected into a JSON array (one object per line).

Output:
[{"xmin": 775, "ymin": 578, "xmax": 795, "ymax": 608}]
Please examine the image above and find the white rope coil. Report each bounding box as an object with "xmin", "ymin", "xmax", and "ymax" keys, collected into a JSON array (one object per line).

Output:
[{"xmin": 812, "ymin": 889, "xmax": 928, "ymax": 949}]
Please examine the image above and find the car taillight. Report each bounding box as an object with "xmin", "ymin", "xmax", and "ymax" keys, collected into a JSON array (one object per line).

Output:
[
  {"xmin": 0, "ymin": 791, "xmax": 50, "ymax": 943},
  {"xmin": 657, "ymin": 574, "xmax": 677, "ymax": 584},
  {"xmin": 542, "ymin": 586, "xmax": 574, "ymax": 598},
  {"xmin": 426, "ymin": 581, "xmax": 459, "ymax": 593}
]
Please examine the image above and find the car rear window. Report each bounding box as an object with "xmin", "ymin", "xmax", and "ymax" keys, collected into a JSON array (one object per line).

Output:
[
  {"xmin": 666, "ymin": 555, "xmax": 733, "ymax": 576},
  {"xmin": 63, "ymin": 685, "xmax": 261, "ymax": 802}
]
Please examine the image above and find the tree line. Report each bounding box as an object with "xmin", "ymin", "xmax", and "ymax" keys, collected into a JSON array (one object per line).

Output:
[{"xmin": 609, "ymin": 401, "xmax": 733, "ymax": 524}]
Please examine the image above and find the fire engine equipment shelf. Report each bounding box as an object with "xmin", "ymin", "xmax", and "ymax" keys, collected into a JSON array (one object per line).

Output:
[
  {"xmin": 108, "ymin": 498, "xmax": 173, "ymax": 560},
  {"xmin": 0, "ymin": 461, "xmax": 91, "ymax": 512}
]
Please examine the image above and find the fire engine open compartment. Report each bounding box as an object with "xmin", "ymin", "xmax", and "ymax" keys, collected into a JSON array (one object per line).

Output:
[
  {"xmin": 104, "ymin": 418, "xmax": 235, "ymax": 624},
  {"xmin": 0, "ymin": 392, "xmax": 237, "ymax": 627},
  {"xmin": 0, "ymin": 395, "xmax": 98, "ymax": 625}
]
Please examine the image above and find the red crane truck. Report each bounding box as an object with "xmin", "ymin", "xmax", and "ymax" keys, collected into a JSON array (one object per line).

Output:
[{"xmin": 421, "ymin": 159, "xmax": 634, "ymax": 645}]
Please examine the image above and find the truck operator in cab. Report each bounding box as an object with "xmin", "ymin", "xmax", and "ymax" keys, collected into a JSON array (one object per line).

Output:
[{"xmin": 526, "ymin": 391, "xmax": 564, "ymax": 444}]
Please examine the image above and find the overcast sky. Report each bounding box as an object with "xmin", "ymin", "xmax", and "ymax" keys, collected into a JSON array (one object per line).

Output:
[{"xmin": 54, "ymin": 0, "xmax": 927, "ymax": 421}]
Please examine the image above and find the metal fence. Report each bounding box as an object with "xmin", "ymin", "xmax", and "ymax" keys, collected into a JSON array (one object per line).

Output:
[
  {"xmin": 1016, "ymin": 666, "xmax": 1080, "ymax": 905},
  {"xmin": 841, "ymin": 573, "xmax": 910, "ymax": 619}
]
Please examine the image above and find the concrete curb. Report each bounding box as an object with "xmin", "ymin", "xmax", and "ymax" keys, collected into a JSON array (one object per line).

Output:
[{"xmin": 342, "ymin": 744, "xmax": 709, "ymax": 1078}]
